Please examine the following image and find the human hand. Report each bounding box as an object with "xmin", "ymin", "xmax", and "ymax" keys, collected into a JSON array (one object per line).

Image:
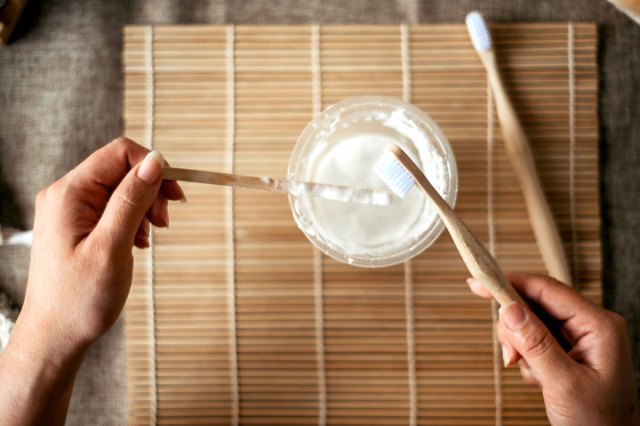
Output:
[
  {"xmin": 467, "ymin": 273, "xmax": 639, "ymax": 426},
  {"xmin": 0, "ymin": 138, "xmax": 183, "ymax": 425},
  {"xmin": 20, "ymin": 137, "xmax": 183, "ymax": 357}
]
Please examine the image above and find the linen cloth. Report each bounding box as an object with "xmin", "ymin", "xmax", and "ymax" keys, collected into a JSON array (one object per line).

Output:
[{"xmin": 0, "ymin": 1, "xmax": 638, "ymax": 424}]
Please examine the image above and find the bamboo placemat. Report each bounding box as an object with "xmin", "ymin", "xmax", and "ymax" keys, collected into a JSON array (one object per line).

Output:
[{"xmin": 123, "ymin": 24, "xmax": 599, "ymax": 426}]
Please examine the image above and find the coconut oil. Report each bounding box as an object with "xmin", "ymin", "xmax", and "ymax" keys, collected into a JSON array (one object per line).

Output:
[{"xmin": 289, "ymin": 97, "xmax": 458, "ymax": 267}]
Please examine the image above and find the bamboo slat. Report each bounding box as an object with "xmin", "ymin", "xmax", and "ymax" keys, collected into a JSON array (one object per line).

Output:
[{"xmin": 123, "ymin": 23, "xmax": 599, "ymax": 426}]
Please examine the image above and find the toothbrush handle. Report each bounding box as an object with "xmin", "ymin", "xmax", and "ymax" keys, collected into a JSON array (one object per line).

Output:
[
  {"xmin": 420, "ymin": 183, "xmax": 525, "ymax": 307},
  {"xmin": 480, "ymin": 50, "xmax": 572, "ymax": 286},
  {"xmin": 389, "ymin": 146, "xmax": 524, "ymax": 307}
]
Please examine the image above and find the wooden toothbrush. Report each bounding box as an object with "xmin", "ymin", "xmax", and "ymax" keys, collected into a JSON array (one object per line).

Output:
[
  {"xmin": 163, "ymin": 167, "xmax": 392, "ymax": 206},
  {"xmin": 374, "ymin": 144, "xmax": 524, "ymax": 307},
  {"xmin": 465, "ymin": 11, "xmax": 572, "ymax": 285}
]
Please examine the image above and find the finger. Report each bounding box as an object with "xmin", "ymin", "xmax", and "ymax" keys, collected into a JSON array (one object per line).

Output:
[
  {"xmin": 503, "ymin": 272, "xmax": 600, "ymax": 323},
  {"xmin": 472, "ymin": 273, "xmax": 605, "ymax": 346},
  {"xmin": 136, "ymin": 218, "xmax": 150, "ymax": 241},
  {"xmin": 471, "ymin": 273, "xmax": 598, "ymax": 324},
  {"xmin": 91, "ymin": 151, "xmax": 164, "ymax": 254},
  {"xmin": 147, "ymin": 195, "xmax": 169, "ymax": 228},
  {"xmin": 134, "ymin": 234, "xmax": 149, "ymax": 249},
  {"xmin": 503, "ymin": 272, "xmax": 607, "ymax": 346},
  {"xmin": 467, "ymin": 278, "xmax": 522, "ymax": 367},
  {"xmin": 134, "ymin": 219, "xmax": 150, "ymax": 249},
  {"xmin": 517, "ymin": 359, "xmax": 539, "ymax": 385},
  {"xmin": 497, "ymin": 321, "xmax": 521, "ymax": 366},
  {"xmin": 67, "ymin": 137, "xmax": 185, "ymax": 209},
  {"xmin": 68, "ymin": 137, "xmax": 150, "ymax": 195},
  {"xmin": 466, "ymin": 278, "xmax": 493, "ymax": 299},
  {"xmin": 498, "ymin": 302, "xmax": 572, "ymax": 387},
  {"xmin": 160, "ymin": 179, "xmax": 186, "ymax": 202}
]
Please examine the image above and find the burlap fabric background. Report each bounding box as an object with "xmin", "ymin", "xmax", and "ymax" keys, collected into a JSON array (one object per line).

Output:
[{"xmin": 1, "ymin": 1, "xmax": 638, "ymax": 424}]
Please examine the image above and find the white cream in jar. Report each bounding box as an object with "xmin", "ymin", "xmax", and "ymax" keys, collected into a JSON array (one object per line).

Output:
[{"xmin": 289, "ymin": 97, "xmax": 458, "ymax": 267}]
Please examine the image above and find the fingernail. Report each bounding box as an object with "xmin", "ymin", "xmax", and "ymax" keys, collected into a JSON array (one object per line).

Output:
[
  {"xmin": 499, "ymin": 302, "xmax": 527, "ymax": 331},
  {"xmin": 138, "ymin": 151, "xmax": 165, "ymax": 184},
  {"xmin": 501, "ymin": 345, "xmax": 510, "ymax": 367}
]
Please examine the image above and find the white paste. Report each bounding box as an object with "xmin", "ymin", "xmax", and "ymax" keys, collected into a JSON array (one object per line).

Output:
[
  {"xmin": 284, "ymin": 181, "xmax": 391, "ymax": 206},
  {"xmin": 302, "ymin": 118, "xmax": 446, "ymax": 257},
  {"xmin": 289, "ymin": 97, "xmax": 456, "ymax": 267},
  {"xmin": 260, "ymin": 176, "xmax": 392, "ymax": 206}
]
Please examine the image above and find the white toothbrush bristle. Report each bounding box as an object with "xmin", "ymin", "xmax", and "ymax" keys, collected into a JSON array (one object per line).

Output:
[
  {"xmin": 373, "ymin": 151, "xmax": 415, "ymax": 198},
  {"xmin": 465, "ymin": 11, "xmax": 492, "ymax": 52}
]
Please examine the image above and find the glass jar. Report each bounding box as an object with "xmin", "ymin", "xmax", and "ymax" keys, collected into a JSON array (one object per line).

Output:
[{"xmin": 288, "ymin": 96, "xmax": 458, "ymax": 268}]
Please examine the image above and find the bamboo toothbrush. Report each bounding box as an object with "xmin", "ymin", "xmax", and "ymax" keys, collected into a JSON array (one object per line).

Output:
[
  {"xmin": 465, "ymin": 11, "xmax": 572, "ymax": 285},
  {"xmin": 373, "ymin": 144, "xmax": 524, "ymax": 307},
  {"xmin": 163, "ymin": 167, "xmax": 392, "ymax": 206}
]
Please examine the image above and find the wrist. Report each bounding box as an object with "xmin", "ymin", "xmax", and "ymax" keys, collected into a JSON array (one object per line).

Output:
[
  {"xmin": 7, "ymin": 306, "xmax": 88, "ymax": 373},
  {"xmin": 0, "ymin": 311, "xmax": 86, "ymax": 426}
]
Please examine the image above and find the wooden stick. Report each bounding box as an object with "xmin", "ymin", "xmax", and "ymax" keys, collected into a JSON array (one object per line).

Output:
[
  {"xmin": 386, "ymin": 144, "xmax": 524, "ymax": 307},
  {"xmin": 164, "ymin": 167, "xmax": 288, "ymax": 194},
  {"xmin": 476, "ymin": 48, "xmax": 572, "ymax": 285},
  {"xmin": 163, "ymin": 166, "xmax": 391, "ymax": 205}
]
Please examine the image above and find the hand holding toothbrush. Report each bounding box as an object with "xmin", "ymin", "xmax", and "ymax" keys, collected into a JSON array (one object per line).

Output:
[
  {"xmin": 375, "ymin": 143, "xmax": 638, "ymax": 425},
  {"xmin": 468, "ymin": 273, "xmax": 639, "ymax": 426}
]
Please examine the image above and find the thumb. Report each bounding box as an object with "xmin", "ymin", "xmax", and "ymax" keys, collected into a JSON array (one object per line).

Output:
[
  {"xmin": 499, "ymin": 302, "xmax": 572, "ymax": 386},
  {"xmin": 93, "ymin": 150, "xmax": 165, "ymax": 253}
]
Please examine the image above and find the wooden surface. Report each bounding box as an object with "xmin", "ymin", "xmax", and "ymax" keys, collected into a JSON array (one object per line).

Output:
[{"xmin": 123, "ymin": 23, "xmax": 600, "ymax": 426}]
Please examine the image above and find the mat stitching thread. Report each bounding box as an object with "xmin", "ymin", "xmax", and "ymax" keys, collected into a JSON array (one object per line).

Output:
[
  {"xmin": 144, "ymin": 25, "xmax": 158, "ymax": 426},
  {"xmin": 568, "ymin": 22, "xmax": 577, "ymax": 287},
  {"xmin": 401, "ymin": 24, "xmax": 412, "ymax": 106},
  {"xmin": 401, "ymin": 24, "xmax": 418, "ymax": 426},
  {"xmin": 311, "ymin": 24, "xmax": 328, "ymax": 426},
  {"xmin": 487, "ymin": 80, "xmax": 503, "ymax": 426},
  {"xmin": 226, "ymin": 25, "xmax": 240, "ymax": 426}
]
